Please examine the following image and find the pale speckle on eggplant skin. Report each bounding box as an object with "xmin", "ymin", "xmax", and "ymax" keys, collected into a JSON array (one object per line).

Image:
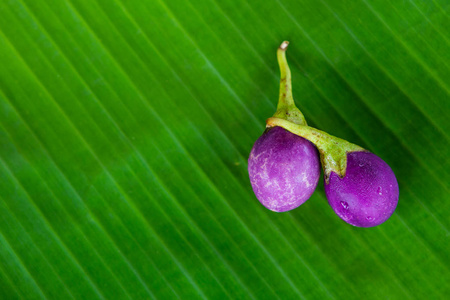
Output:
[{"xmin": 248, "ymin": 126, "xmax": 321, "ymax": 212}]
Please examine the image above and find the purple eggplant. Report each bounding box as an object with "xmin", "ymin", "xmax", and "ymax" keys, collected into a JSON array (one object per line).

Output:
[
  {"xmin": 248, "ymin": 126, "xmax": 320, "ymax": 212},
  {"xmin": 325, "ymin": 151, "xmax": 399, "ymax": 227}
]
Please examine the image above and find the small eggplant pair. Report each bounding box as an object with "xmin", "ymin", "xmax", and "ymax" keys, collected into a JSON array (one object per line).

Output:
[{"xmin": 248, "ymin": 42, "xmax": 399, "ymax": 228}]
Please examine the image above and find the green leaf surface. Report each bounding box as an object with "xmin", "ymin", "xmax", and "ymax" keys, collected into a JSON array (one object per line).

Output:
[{"xmin": 1, "ymin": 0, "xmax": 449, "ymax": 299}]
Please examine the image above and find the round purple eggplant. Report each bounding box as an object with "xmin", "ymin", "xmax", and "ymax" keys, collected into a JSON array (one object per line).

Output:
[
  {"xmin": 324, "ymin": 152, "xmax": 399, "ymax": 227},
  {"xmin": 248, "ymin": 126, "xmax": 320, "ymax": 212}
]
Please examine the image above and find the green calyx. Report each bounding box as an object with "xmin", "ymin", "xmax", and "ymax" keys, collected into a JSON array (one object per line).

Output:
[
  {"xmin": 267, "ymin": 117, "xmax": 365, "ymax": 182},
  {"xmin": 268, "ymin": 41, "xmax": 366, "ymax": 183}
]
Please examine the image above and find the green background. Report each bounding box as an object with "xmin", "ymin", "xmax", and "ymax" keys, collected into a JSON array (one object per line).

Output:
[{"xmin": 0, "ymin": 0, "xmax": 449, "ymax": 299}]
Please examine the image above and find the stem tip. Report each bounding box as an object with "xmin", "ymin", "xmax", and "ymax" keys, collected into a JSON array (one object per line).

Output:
[{"xmin": 279, "ymin": 41, "xmax": 289, "ymax": 51}]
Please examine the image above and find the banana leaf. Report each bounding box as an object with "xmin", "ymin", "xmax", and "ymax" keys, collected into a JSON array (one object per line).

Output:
[{"xmin": 0, "ymin": 0, "xmax": 449, "ymax": 298}]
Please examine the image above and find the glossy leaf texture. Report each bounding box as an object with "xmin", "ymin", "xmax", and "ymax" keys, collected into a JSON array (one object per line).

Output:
[{"xmin": 0, "ymin": 0, "xmax": 449, "ymax": 299}]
